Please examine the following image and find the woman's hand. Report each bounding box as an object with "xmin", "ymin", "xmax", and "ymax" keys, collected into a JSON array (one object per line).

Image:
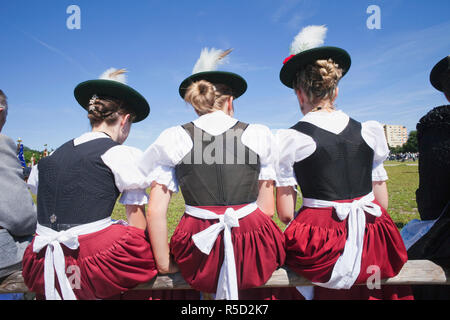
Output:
[{"xmin": 166, "ymin": 254, "xmax": 180, "ymax": 274}]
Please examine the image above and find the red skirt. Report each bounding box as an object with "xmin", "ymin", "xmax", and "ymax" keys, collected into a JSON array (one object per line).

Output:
[
  {"xmin": 284, "ymin": 197, "xmax": 413, "ymax": 300},
  {"xmin": 170, "ymin": 204, "xmax": 286, "ymax": 294},
  {"xmin": 22, "ymin": 224, "xmax": 158, "ymax": 300}
]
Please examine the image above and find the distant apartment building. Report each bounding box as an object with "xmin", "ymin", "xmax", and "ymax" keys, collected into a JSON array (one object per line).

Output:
[{"xmin": 383, "ymin": 125, "xmax": 408, "ymax": 148}]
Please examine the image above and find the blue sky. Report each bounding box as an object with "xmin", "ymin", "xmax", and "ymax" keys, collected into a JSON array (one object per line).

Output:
[{"xmin": 1, "ymin": 0, "xmax": 449, "ymax": 151}]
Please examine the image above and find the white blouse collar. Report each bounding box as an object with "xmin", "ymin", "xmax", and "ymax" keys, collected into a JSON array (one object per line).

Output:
[
  {"xmin": 193, "ymin": 110, "xmax": 238, "ymax": 136},
  {"xmin": 73, "ymin": 131, "xmax": 110, "ymax": 146},
  {"xmin": 300, "ymin": 109, "xmax": 350, "ymax": 134}
]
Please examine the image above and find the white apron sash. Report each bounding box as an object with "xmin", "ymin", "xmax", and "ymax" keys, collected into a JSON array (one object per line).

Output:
[
  {"xmin": 184, "ymin": 202, "xmax": 258, "ymax": 300},
  {"xmin": 296, "ymin": 192, "xmax": 382, "ymax": 299},
  {"xmin": 32, "ymin": 217, "xmax": 113, "ymax": 300}
]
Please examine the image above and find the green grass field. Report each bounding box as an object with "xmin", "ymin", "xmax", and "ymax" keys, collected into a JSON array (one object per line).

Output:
[
  {"xmin": 111, "ymin": 161, "xmax": 420, "ymax": 238},
  {"xmin": 383, "ymin": 161, "xmax": 420, "ymax": 228}
]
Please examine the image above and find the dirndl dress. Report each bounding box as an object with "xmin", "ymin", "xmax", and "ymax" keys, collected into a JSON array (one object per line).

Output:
[
  {"xmin": 22, "ymin": 223, "xmax": 157, "ymax": 300},
  {"xmin": 138, "ymin": 111, "xmax": 286, "ymax": 300},
  {"xmin": 22, "ymin": 132, "xmax": 158, "ymax": 300},
  {"xmin": 276, "ymin": 111, "xmax": 413, "ymax": 300}
]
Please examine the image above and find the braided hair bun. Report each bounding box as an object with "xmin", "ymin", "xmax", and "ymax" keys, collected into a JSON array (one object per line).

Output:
[
  {"xmin": 87, "ymin": 96, "xmax": 136, "ymax": 126},
  {"xmin": 293, "ymin": 58, "xmax": 343, "ymax": 106},
  {"xmin": 184, "ymin": 80, "xmax": 234, "ymax": 115}
]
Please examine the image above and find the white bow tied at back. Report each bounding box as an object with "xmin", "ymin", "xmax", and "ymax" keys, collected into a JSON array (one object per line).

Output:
[
  {"xmin": 185, "ymin": 202, "xmax": 258, "ymax": 300},
  {"xmin": 32, "ymin": 218, "xmax": 113, "ymax": 300},
  {"xmin": 302, "ymin": 192, "xmax": 382, "ymax": 290}
]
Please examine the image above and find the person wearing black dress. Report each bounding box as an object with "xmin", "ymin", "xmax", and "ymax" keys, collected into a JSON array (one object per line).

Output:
[{"xmin": 401, "ymin": 55, "xmax": 450, "ymax": 300}]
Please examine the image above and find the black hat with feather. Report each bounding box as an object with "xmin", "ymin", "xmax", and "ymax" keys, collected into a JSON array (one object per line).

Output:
[
  {"xmin": 74, "ymin": 68, "xmax": 150, "ymax": 123},
  {"xmin": 179, "ymin": 48, "xmax": 247, "ymax": 99},
  {"xmin": 279, "ymin": 25, "xmax": 351, "ymax": 89}
]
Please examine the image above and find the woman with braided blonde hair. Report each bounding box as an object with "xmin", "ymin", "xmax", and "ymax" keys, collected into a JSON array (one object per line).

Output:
[
  {"xmin": 22, "ymin": 68, "xmax": 158, "ymax": 300},
  {"xmin": 275, "ymin": 25, "xmax": 413, "ymax": 300},
  {"xmin": 138, "ymin": 48, "xmax": 286, "ymax": 300}
]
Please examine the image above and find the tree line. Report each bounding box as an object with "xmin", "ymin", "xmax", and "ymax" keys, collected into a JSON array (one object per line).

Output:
[{"xmin": 389, "ymin": 131, "xmax": 418, "ymax": 154}]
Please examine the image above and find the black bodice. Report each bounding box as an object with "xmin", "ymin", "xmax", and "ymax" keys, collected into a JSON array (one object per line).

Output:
[
  {"xmin": 37, "ymin": 137, "xmax": 120, "ymax": 231},
  {"xmin": 415, "ymin": 105, "xmax": 450, "ymax": 220},
  {"xmin": 291, "ymin": 118, "xmax": 374, "ymax": 201},
  {"xmin": 175, "ymin": 121, "xmax": 261, "ymax": 206}
]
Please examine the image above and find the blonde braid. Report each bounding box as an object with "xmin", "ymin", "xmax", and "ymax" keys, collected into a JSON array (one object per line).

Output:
[{"xmin": 293, "ymin": 59, "xmax": 343, "ymax": 107}]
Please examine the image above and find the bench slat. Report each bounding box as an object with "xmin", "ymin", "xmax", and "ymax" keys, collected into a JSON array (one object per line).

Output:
[{"xmin": 1, "ymin": 260, "xmax": 448, "ymax": 294}]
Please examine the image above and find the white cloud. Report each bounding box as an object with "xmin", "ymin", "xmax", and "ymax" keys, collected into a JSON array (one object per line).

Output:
[{"xmin": 271, "ymin": 0, "xmax": 304, "ymax": 23}]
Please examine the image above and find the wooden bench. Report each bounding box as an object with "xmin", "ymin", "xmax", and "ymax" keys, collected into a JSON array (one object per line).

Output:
[{"xmin": 1, "ymin": 260, "xmax": 448, "ymax": 294}]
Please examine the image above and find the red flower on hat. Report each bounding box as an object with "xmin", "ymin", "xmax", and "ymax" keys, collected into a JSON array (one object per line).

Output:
[{"xmin": 283, "ymin": 55, "xmax": 295, "ymax": 64}]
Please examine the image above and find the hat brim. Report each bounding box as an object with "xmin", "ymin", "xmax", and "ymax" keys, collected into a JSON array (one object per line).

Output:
[
  {"xmin": 74, "ymin": 80, "xmax": 150, "ymax": 123},
  {"xmin": 280, "ymin": 46, "xmax": 351, "ymax": 88},
  {"xmin": 430, "ymin": 56, "xmax": 450, "ymax": 92},
  {"xmin": 179, "ymin": 71, "xmax": 247, "ymax": 99}
]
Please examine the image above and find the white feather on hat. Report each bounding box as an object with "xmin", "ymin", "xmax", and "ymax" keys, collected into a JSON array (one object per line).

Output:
[
  {"xmin": 192, "ymin": 48, "xmax": 233, "ymax": 74},
  {"xmin": 99, "ymin": 68, "xmax": 128, "ymax": 84},
  {"xmin": 289, "ymin": 25, "xmax": 327, "ymax": 55}
]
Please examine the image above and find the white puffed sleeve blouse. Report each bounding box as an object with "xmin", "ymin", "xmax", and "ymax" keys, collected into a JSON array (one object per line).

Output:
[
  {"xmin": 27, "ymin": 132, "xmax": 150, "ymax": 205},
  {"xmin": 135, "ymin": 110, "xmax": 278, "ymax": 194},
  {"xmin": 276, "ymin": 110, "xmax": 389, "ymax": 187}
]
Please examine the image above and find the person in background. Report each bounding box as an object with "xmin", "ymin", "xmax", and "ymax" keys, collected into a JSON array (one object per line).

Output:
[
  {"xmin": 401, "ymin": 55, "xmax": 450, "ymax": 299},
  {"xmin": 0, "ymin": 89, "xmax": 37, "ymax": 300},
  {"xmin": 275, "ymin": 26, "xmax": 413, "ymax": 300},
  {"xmin": 21, "ymin": 69, "xmax": 158, "ymax": 300},
  {"xmin": 30, "ymin": 153, "xmax": 36, "ymax": 166}
]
